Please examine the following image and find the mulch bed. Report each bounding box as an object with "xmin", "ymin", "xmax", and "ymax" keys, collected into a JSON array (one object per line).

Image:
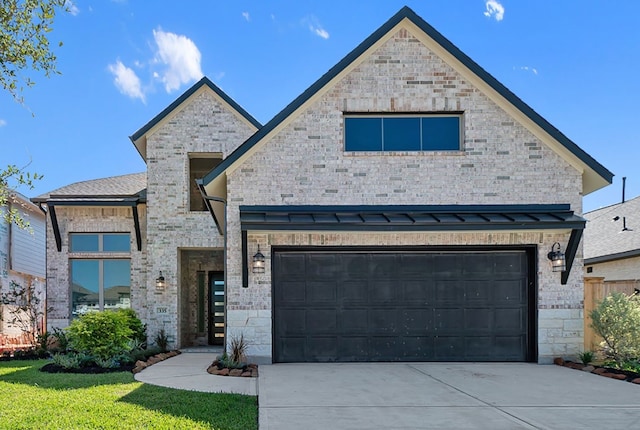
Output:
[
  {"xmin": 207, "ymin": 360, "xmax": 258, "ymax": 378},
  {"xmin": 554, "ymin": 357, "xmax": 640, "ymax": 384}
]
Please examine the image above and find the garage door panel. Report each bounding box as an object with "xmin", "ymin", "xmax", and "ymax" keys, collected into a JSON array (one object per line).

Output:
[
  {"xmin": 402, "ymin": 309, "xmax": 433, "ymax": 332},
  {"xmin": 370, "ymin": 255, "xmax": 397, "ymax": 279},
  {"xmin": 279, "ymin": 281, "xmax": 306, "ymax": 303},
  {"xmin": 339, "ymin": 337, "xmax": 369, "ymax": 360},
  {"xmin": 306, "ymin": 309, "xmax": 337, "ymax": 333},
  {"xmin": 434, "ymin": 281, "xmax": 465, "ymax": 302},
  {"xmin": 370, "ymin": 280, "xmax": 397, "ymax": 302},
  {"xmin": 308, "ymin": 281, "xmax": 336, "ymax": 303},
  {"xmin": 307, "ymin": 337, "xmax": 338, "ymax": 361},
  {"xmin": 402, "ymin": 281, "xmax": 432, "ymax": 302},
  {"xmin": 340, "ymin": 309, "xmax": 369, "ymax": 332},
  {"xmin": 340, "ymin": 280, "xmax": 368, "ymax": 303},
  {"xmin": 273, "ymin": 250, "xmax": 532, "ymax": 363},
  {"xmin": 494, "ymin": 280, "xmax": 525, "ymax": 303}
]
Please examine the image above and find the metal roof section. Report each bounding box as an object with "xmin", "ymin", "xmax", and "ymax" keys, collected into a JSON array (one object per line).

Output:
[
  {"xmin": 238, "ymin": 203, "xmax": 585, "ymax": 286},
  {"xmin": 239, "ymin": 204, "xmax": 585, "ymax": 232},
  {"xmin": 202, "ymin": 6, "xmax": 612, "ymax": 195},
  {"xmin": 129, "ymin": 77, "xmax": 262, "ymax": 161},
  {"xmin": 31, "ymin": 172, "xmax": 147, "ymax": 253}
]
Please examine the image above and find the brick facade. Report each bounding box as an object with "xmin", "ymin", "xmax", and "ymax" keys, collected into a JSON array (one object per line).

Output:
[{"xmin": 41, "ymin": 10, "xmax": 610, "ymax": 364}]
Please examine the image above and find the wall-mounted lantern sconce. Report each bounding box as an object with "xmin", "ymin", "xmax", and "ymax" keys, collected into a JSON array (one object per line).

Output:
[
  {"xmin": 155, "ymin": 271, "xmax": 166, "ymax": 290},
  {"xmin": 547, "ymin": 242, "xmax": 566, "ymax": 273},
  {"xmin": 252, "ymin": 245, "xmax": 265, "ymax": 274}
]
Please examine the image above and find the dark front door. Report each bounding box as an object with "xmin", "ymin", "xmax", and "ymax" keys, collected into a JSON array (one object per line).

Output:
[
  {"xmin": 273, "ymin": 248, "xmax": 534, "ymax": 363},
  {"xmin": 208, "ymin": 271, "xmax": 225, "ymax": 346}
]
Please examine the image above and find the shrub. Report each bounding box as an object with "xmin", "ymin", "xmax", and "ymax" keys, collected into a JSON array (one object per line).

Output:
[
  {"xmin": 51, "ymin": 352, "xmax": 81, "ymax": 369},
  {"xmin": 590, "ymin": 292, "xmax": 640, "ymax": 366},
  {"xmin": 229, "ymin": 333, "xmax": 248, "ymax": 364},
  {"xmin": 66, "ymin": 310, "xmax": 134, "ymax": 360},
  {"xmin": 154, "ymin": 329, "xmax": 169, "ymax": 352},
  {"xmin": 578, "ymin": 350, "xmax": 595, "ymax": 365},
  {"xmin": 119, "ymin": 308, "xmax": 147, "ymax": 344}
]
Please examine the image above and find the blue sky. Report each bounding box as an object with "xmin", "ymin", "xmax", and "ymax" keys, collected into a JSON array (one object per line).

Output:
[{"xmin": 1, "ymin": 0, "xmax": 638, "ymax": 212}]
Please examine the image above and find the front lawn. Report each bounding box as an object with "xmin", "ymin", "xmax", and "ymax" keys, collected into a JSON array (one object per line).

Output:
[{"xmin": 0, "ymin": 360, "xmax": 257, "ymax": 430}]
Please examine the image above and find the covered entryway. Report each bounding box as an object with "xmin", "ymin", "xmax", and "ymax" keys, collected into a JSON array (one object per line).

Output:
[{"xmin": 273, "ymin": 247, "xmax": 535, "ymax": 363}]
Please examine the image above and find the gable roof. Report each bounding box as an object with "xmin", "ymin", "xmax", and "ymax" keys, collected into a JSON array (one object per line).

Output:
[
  {"xmin": 584, "ymin": 195, "xmax": 640, "ymax": 264},
  {"xmin": 202, "ymin": 5, "xmax": 612, "ymax": 195},
  {"xmin": 129, "ymin": 76, "xmax": 262, "ymax": 161}
]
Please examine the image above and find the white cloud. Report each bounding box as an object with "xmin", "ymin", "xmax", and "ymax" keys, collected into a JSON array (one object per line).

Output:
[
  {"xmin": 484, "ymin": 0, "xmax": 505, "ymax": 21},
  {"xmin": 242, "ymin": 11, "xmax": 250, "ymax": 22},
  {"xmin": 304, "ymin": 15, "xmax": 329, "ymax": 39},
  {"xmin": 516, "ymin": 66, "xmax": 538, "ymax": 75},
  {"xmin": 108, "ymin": 60, "xmax": 145, "ymax": 102},
  {"xmin": 152, "ymin": 29, "xmax": 203, "ymax": 93},
  {"xmin": 0, "ymin": 119, "xmax": 6, "ymax": 127},
  {"xmin": 65, "ymin": 1, "xmax": 79, "ymax": 16}
]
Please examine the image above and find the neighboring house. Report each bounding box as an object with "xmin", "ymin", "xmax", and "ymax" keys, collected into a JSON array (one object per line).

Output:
[
  {"xmin": 0, "ymin": 191, "xmax": 46, "ymax": 340},
  {"xmin": 33, "ymin": 7, "xmax": 613, "ymax": 364},
  {"xmin": 583, "ymin": 194, "xmax": 640, "ymax": 283}
]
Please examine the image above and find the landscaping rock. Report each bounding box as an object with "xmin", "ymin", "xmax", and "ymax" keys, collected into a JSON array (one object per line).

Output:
[
  {"xmin": 207, "ymin": 366, "xmax": 220, "ymax": 375},
  {"xmin": 241, "ymin": 371, "xmax": 252, "ymax": 377},
  {"xmin": 135, "ymin": 360, "xmax": 148, "ymax": 369},
  {"xmin": 218, "ymin": 368, "xmax": 230, "ymax": 376},
  {"xmin": 581, "ymin": 365, "xmax": 595, "ymax": 372},
  {"xmin": 631, "ymin": 378, "xmax": 640, "ymax": 385},
  {"xmin": 147, "ymin": 356, "xmax": 162, "ymax": 365},
  {"xmin": 592, "ymin": 367, "xmax": 608, "ymax": 375},
  {"xmin": 230, "ymin": 369, "xmax": 243, "ymax": 377},
  {"xmin": 553, "ymin": 357, "xmax": 565, "ymax": 366}
]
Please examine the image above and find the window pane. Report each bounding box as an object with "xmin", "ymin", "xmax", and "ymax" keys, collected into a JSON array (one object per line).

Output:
[
  {"xmin": 345, "ymin": 118, "xmax": 382, "ymax": 151},
  {"xmin": 383, "ymin": 117, "xmax": 421, "ymax": 151},
  {"xmin": 422, "ymin": 117, "xmax": 460, "ymax": 150},
  {"xmin": 70, "ymin": 234, "xmax": 99, "ymax": 252},
  {"xmin": 71, "ymin": 260, "xmax": 99, "ymax": 316},
  {"xmin": 103, "ymin": 234, "xmax": 130, "ymax": 252},
  {"xmin": 103, "ymin": 260, "xmax": 131, "ymax": 311},
  {"xmin": 190, "ymin": 157, "xmax": 222, "ymax": 211}
]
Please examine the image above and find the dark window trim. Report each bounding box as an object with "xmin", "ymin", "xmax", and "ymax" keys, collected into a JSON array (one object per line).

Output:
[{"xmin": 343, "ymin": 112, "xmax": 463, "ymax": 152}]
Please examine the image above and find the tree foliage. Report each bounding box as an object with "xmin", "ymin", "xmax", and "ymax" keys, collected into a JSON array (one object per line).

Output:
[
  {"xmin": 0, "ymin": 163, "xmax": 42, "ymax": 229},
  {"xmin": 590, "ymin": 291, "xmax": 640, "ymax": 365},
  {"xmin": 0, "ymin": 278, "xmax": 47, "ymax": 344},
  {"xmin": 0, "ymin": 0, "xmax": 68, "ymax": 105}
]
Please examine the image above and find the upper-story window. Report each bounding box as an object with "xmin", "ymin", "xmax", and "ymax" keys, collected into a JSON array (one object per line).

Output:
[
  {"xmin": 344, "ymin": 114, "xmax": 462, "ymax": 152},
  {"xmin": 189, "ymin": 154, "xmax": 222, "ymax": 211}
]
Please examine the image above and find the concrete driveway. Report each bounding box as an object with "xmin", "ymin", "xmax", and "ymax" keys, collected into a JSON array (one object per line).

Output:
[{"xmin": 258, "ymin": 363, "xmax": 640, "ymax": 429}]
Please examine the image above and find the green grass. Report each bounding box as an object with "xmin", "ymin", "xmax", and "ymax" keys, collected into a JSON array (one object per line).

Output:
[{"xmin": 0, "ymin": 360, "xmax": 257, "ymax": 430}]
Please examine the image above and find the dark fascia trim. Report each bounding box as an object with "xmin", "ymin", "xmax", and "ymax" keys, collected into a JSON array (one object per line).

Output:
[
  {"xmin": 585, "ymin": 249, "xmax": 640, "ymax": 265},
  {"xmin": 203, "ymin": 6, "xmax": 613, "ymax": 188},
  {"xmin": 196, "ymin": 179, "xmax": 223, "ymax": 235},
  {"xmin": 241, "ymin": 203, "xmax": 572, "ymax": 213},
  {"xmin": 129, "ymin": 77, "xmax": 262, "ymax": 145},
  {"xmin": 44, "ymin": 198, "xmax": 143, "ymax": 252},
  {"xmin": 561, "ymin": 228, "xmax": 583, "ymax": 285}
]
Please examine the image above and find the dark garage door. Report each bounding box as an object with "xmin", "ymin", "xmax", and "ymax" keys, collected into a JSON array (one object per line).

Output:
[{"xmin": 273, "ymin": 249, "xmax": 533, "ymax": 363}]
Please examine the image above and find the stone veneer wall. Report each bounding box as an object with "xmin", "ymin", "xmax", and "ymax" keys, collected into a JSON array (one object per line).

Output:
[
  {"xmin": 222, "ymin": 27, "xmax": 585, "ymax": 363},
  {"xmin": 144, "ymin": 89, "xmax": 257, "ymax": 347},
  {"xmin": 44, "ymin": 205, "xmax": 147, "ymax": 330}
]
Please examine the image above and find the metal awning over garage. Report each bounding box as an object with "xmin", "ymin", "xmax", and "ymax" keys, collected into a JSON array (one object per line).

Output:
[
  {"xmin": 240, "ymin": 204, "xmax": 585, "ymax": 231},
  {"xmin": 238, "ymin": 204, "xmax": 585, "ymax": 286}
]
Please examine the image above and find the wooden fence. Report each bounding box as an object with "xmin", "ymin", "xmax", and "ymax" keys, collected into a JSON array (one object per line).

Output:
[{"xmin": 583, "ymin": 277, "xmax": 640, "ymax": 353}]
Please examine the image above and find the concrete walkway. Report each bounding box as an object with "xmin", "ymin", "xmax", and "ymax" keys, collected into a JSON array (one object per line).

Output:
[
  {"xmin": 259, "ymin": 363, "xmax": 640, "ymax": 430},
  {"xmin": 135, "ymin": 354, "xmax": 640, "ymax": 429},
  {"xmin": 133, "ymin": 352, "xmax": 257, "ymax": 395}
]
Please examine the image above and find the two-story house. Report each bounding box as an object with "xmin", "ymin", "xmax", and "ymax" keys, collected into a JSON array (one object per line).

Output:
[{"xmin": 34, "ymin": 7, "xmax": 612, "ymax": 364}]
